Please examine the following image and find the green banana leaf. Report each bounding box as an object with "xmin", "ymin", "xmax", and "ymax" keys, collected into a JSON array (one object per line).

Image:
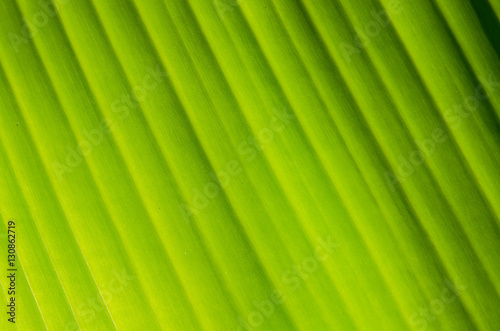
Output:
[{"xmin": 0, "ymin": 0, "xmax": 499, "ymax": 330}]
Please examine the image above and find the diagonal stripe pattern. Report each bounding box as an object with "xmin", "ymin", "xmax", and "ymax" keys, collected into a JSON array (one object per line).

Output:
[{"xmin": 0, "ymin": 0, "xmax": 499, "ymax": 330}]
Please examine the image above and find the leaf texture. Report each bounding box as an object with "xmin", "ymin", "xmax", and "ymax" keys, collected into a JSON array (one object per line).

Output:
[{"xmin": 0, "ymin": 0, "xmax": 499, "ymax": 330}]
